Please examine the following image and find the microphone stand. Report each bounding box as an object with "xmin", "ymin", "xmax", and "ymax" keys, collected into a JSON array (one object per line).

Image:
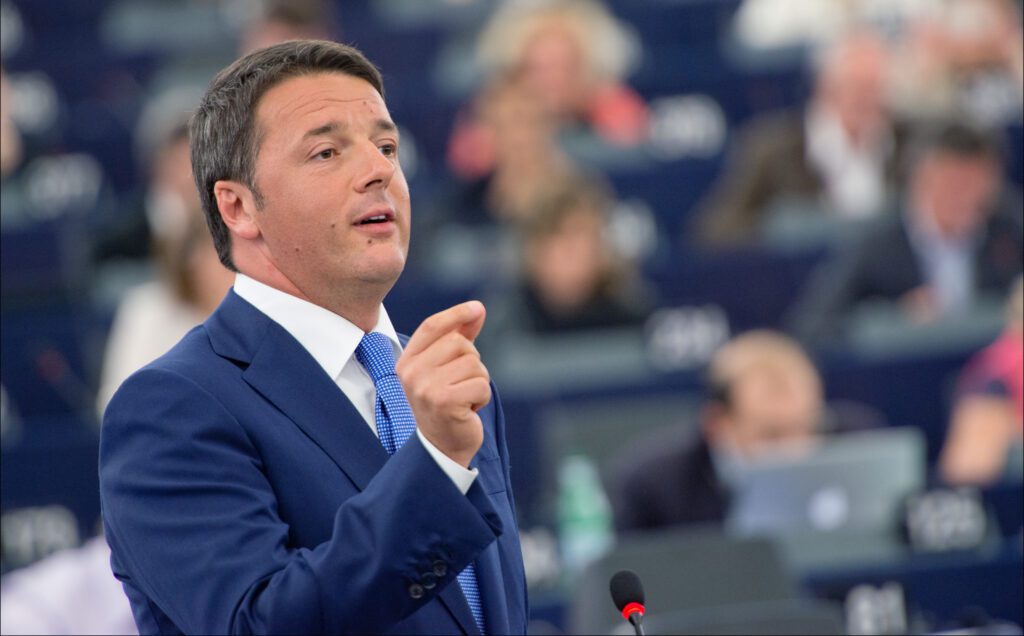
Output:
[{"xmin": 627, "ymin": 612, "xmax": 645, "ymax": 636}]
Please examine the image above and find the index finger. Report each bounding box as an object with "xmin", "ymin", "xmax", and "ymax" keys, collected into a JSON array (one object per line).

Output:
[{"xmin": 403, "ymin": 301, "xmax": 486, "ymax": 356}]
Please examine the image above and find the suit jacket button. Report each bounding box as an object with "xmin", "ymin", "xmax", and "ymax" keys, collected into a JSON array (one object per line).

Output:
[
  {"xmin": 421, "ymin": 572, "xmax": 437, "ymax": 590},
  {"xmin": 408, "ymin": 583, "xmax": 425, "ymax": 599},
  {"xmin": 432, "ymin": 560, "xmax": 448, "ymax": 577}
]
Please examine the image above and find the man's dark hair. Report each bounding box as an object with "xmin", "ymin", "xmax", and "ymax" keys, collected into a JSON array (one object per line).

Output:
[
  {"xmin": 909, "ymin": 121, "xmax": 1002, "ymax": 175},
  {"xmin": 190, "ymin": 39, "xmax": 384, "ymax": 270}
]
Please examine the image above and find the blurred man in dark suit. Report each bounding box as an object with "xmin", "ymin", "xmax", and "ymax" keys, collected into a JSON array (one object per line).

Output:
[
  {"xmin": 788, "ymin": 122, "xmax": 1023, "ymax": 344},
  {"xmin": 612, "ymin": 331, "xmax": 824, "ymax": 532}
]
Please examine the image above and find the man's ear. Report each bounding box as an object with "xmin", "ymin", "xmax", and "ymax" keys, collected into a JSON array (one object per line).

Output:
[{"xmin": 214, "ymin": 180, "xmax": 261, "ymax": 241}]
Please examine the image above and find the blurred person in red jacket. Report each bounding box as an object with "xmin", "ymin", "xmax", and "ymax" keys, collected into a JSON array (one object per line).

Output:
[
  {"xmin": 941, "ymin": 277, "xmax": 1024, "ymax": 485},
  {"xmin": 447, "ymin": 0, "xmax": 648, "ymax": 181},
  {"xmin": 426, "ymin": 74, "xmax": 583, "ymax": 286}
]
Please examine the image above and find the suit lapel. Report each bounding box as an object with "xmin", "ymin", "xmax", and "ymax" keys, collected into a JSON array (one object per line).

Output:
[
  {"xmin": 244, "ymin": 325, "xmax": 391, "ymax": 490},
  {"xmin": 208, "ymin": 291, "xmax": 389, "ymax": 490}
]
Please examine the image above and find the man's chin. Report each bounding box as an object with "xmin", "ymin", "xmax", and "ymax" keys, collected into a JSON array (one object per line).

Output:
[{"xmin": 358, "ymin": 256, "xmax": 406, "ymax": 288}]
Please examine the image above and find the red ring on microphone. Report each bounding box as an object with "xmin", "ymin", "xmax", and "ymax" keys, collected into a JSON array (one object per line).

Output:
[{"xmin": 621, "ymin": 602, "xmax": 645, "ymax": 621}]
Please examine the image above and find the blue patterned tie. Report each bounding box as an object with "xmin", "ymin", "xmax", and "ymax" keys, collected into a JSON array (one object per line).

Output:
[{"xmin": 355, "ymin": 332, "xmax": 486, "ymax": 634}]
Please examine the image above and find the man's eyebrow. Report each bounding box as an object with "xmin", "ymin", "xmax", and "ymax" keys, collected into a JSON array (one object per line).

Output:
[
  {"xmin": 301, "ymin": 119, "xmax": 398, "ymax": 141},
  {"xmin": 302, "ymin": 122, "xmax": 341, "ymax": 141},
  {"xmin": 373, "ymin": 118, "xmax": 398, "ymax": 135}
]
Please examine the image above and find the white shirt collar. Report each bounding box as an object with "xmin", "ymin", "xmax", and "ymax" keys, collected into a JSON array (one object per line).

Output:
[
  {"xmin": 905, "ymin": 202, "xmax": 975, "ymax": 253},
  {"xmin": 233, "ymin": 273, "xmax": 402, "ymax": 380}
]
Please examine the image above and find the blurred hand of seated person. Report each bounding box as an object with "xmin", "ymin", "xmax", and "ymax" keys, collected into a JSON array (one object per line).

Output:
[
  {"xmin": 447, "ymin": 0, "xmax": 647, "ymax": 181},
  {"xmin": 493, "ymin": 176, "xmax": 649, "ymax": 335},
  {"xmin": 899, "ymin": 284, "xmax": 943, "ymax": 325},
  {"xmin": 692, "ymin": 30, "xmax": 905, "ymax": 247},
  {"xmin": 940, "ymin": 277, "xmax": 1024, "ymax": 486},
  {"xmin": 787, "ymin": 121, "xmax": 1023, "ymax": 344},
  {"xmin": 611, "ymin": 331, "xmax": 827, "ymax": 533},
  {"xmin": 96, "ymin": 123, "xmax": 234, "ymax": 416}
]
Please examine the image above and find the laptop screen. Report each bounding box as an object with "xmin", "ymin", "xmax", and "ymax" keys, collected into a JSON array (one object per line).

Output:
[{"xmin": 724, "ymin": 427, "xmax": 926, "ymax": 536}]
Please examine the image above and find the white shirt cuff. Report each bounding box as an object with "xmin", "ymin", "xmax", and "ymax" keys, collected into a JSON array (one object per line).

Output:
[{"xmin": 416, "ymin": 428, "xmax": 478, "ymax": 495}]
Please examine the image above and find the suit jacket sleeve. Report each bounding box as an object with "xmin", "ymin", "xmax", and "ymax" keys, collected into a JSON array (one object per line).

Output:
[
  {"xmin": 786, "ymin": 235, "xmax": 875, "ymax": 343},
  {"xmin": 100, "ymin": 366, "xmax": 503, "ymax": 635}
]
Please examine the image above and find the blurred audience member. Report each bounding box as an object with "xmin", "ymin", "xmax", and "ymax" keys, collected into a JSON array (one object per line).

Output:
[
  {"xmin": 940, "ymin": 277, "xmax": 1024, "ymax": 486},
  {"xmin": 1, "ymin": 66, "xmax": 23, "ymax": 439},
  {"xmin": 731, "ymin": 0, "xmax": 923, "ymax": 52},
  {"xmin": 0, "ymin": 535, "xmax": 136, "ymax": 635},
  {"xmin": 238, "ymin": 0, "xmax": 333, "ymax": 56},
  {"xmin": 788, "ymin": 122, "xmax": 1022, "ymax": 343},
  {"xmin": 96, "ymin": 122, "xmax": 233, "ymax": 416},
  {"xmin": 447, "ymin": 74, "xmax": 576, "ymax": 227},
  {"xmin": 612, "ymin": 331, "xmax": 824, "ymax": 532},
  {"xmin": 425, "ymin": 74, "xmax": 579, "ymax": 286},
  {"xmin": 0, "ymin": 66, "xmax": 22, "ymax": 178},
  {"xmin": 447, "ymin": 0, "xmax": 647, "ymax": 181},
  {"xmin": 489, "ymin": 177, "xmax": 650, "ymax": 336},
  {"xmin": 891, "ymin": 0, "xmax": 1023, "ymax": 127},
  {"xmin": 693, "ymin": 30, "xmax": 906, "ymax": 246}
]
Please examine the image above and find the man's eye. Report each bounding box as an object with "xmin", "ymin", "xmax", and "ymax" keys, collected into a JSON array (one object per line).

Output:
[
  {"xmin": 314, "ymin": 148, "xmax": 336, "ymax": 160},
  {"xmin": 380, "ymin": 144, "xmax": 397, "ymax": 157}
]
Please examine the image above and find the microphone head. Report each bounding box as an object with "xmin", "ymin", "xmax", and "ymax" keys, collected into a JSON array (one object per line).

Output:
[{"xmin": 609, "ymin": 569, "xmax": 645, "ymax": 613}]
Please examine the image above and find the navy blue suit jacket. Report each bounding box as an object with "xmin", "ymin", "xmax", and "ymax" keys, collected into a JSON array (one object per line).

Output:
[{"xmin": 99, "ymin": 290, "xmax": 527, "ymax": 635}]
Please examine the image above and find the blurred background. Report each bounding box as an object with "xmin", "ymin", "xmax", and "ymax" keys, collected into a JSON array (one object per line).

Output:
[{"xmin": 0, "ymin": 0, "xmax": 1021, "ymax": 634}]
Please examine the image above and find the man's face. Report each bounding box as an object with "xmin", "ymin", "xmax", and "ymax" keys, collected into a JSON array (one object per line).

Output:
[
  {"xmin": 248, "ymin": 72, "xmax": 410, "ymax": 301},
  {"xmin": 914, "ymin": 153, "xmax": 998, "ymax": 240},
  {"xmin": 818, "ymin": 36, "xmax": 889, "ymax": 142},
  {"xmin": 712, "ymin": 368, "xmax": 822, "ymax": 459},
  {"xmin": 520, "ymin": 22, "xmax": 586, "ymax": 116}
]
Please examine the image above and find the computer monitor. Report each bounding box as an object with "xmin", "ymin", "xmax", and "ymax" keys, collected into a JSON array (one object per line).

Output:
[{"xmin": 725, "ymin": 427, "xmax": 926, "ymax": 536}]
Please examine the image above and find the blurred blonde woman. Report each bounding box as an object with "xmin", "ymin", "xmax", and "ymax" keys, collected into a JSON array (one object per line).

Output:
[
  {"xmin": 96, "ymin": 124, "xmax": 233, "ymax": 417},
  {"xmin": 448, "ymin": 0, "xmax": 648, "ymax": 179}
]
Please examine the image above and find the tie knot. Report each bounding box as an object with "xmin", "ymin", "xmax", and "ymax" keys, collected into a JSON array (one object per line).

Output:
[{"xmin": 355, "ymin": 332, "xmax": 397, "ymax": 382}]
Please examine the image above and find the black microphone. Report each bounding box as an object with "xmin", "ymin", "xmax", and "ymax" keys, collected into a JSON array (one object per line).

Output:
[{"xmin": 610, "ymin": 569, "xmax": 646, "ymax": 636}]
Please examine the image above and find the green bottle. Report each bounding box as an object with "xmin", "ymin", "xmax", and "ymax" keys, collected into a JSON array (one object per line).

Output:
[{"xmin": 557, "ymin": 453, "xmax": 614, "ymax": 577}]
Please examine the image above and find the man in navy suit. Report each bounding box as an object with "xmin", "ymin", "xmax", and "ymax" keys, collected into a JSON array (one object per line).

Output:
[{"xmin": 99, "ymin": 40, "xmax": 527, "ymax": 635}]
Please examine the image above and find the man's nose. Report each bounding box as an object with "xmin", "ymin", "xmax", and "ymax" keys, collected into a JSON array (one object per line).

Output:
[{"xmin": 355, "ymin": 143, "xmax": 396, "ymax": 192}]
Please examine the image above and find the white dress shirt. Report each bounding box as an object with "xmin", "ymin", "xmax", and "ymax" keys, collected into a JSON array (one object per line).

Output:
[
  {"xmin": 905, "ymin": 209, "xmax": 976, "ymax": 315},
  {"xmin": 806, "ymin": 108, "xmax": 889, "ymax": 220},
  {"xmin": 233, "ymin": 274, "xmax": 478, "ymax": 494}
]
